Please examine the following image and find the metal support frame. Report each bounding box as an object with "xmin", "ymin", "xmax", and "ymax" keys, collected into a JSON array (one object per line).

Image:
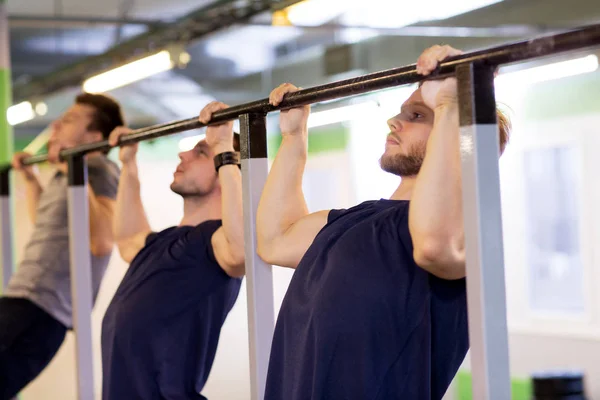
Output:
[
  {"xmin": 0, "ymin": 167, "xmax": 13, "ymax": 291},
  {"xmin": 457, "ymin": 63, "xmax": 510, "ymax": 399},
  {"xmin": 239, "ymin": 113, "xmax": 274, "ymax": 400},
  {"xmin": 67, "ymin": 156, "xmax": 95, "ymax": 400}
]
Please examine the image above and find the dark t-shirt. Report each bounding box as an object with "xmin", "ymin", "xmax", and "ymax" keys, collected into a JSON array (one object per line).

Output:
[
  {"xmin": 101, "ymin": 221, "xmax": 242, "ymax": 400},
  {"xmin": 265, "ymin": 200, "xmax": 469, "ymax": 400}
]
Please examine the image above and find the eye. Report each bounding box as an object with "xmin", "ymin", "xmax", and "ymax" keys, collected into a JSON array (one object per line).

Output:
[{"xmin": 410, "ymin": 112, "xmax": 424, "ymax": 121}]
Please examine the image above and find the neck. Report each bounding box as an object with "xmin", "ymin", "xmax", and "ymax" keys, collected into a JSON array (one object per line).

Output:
[
  {"xmin": 390, "ymin": 176, "xmax": 416, "ymax": 200},
  {"xmin": 179, "ymin": 191, "xmax": 222, "ymax": 227},
  {"xmin": 86, "ymin": 151, "xmax": 104, "ymax": 159}
]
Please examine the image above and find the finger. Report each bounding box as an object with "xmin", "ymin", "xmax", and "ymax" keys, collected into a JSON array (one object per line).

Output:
[
  {"xmin": 205, "ymin": 101, "xmax": 229, "ymax": 123},
  {"xmin": 440, "ymin": 45, "xmax": 463, "ymax": 59},
  {"xmin": 270, "ymin": 85, "xmax": 285, "ymax": 106},
  {"xmin": 422, "ymin": 47, "xmax": 444, "ymax": 74},
  {"xmin": 417, "ymin": 45, "xmax": 440, "ymax": 75},
  {"xmin": 269, "ymin": 89, "xmax": 277, "ymax": 106},
  {"xmin": 425, "ymin": 45, "xmax": 463, "ymax": 73},
  {"xmin": 48, "ymin": 148, "xmax": 57, "ymax": 163},
  {"xmin": 199, "ymin": 101, "xmax": 218, "ymax": 123},
  {"xmin": 274, "ymin": 83, "xmax": 296, "ymax": 105},
  {"xmin": 109, "ymin": 127, "xmax": 129, "ymax": 146}
]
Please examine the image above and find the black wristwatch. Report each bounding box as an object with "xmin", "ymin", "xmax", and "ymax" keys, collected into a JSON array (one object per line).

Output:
[{"xmin": 214, "ymin": 151, "xmax": 241, "ymax": 172}]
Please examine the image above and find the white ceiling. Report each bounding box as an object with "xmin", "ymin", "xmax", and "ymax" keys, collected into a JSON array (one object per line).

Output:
[
  {"xmin": 7, "ymin": 0, "xmax": 214, "ymax": 19},
  {"xmin": 6, "ymin": 0, "xmax": 600, "ymax": 135}
]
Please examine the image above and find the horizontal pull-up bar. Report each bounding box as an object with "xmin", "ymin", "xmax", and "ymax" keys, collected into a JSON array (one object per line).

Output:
[{"xmin": 11, "ymin": 22, "xmax": 600, "ymax": 166}]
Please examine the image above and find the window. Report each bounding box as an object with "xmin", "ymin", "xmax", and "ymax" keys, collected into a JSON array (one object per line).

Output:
[{"xmin": 522, "ymin": 145, "xmax": 585, "ymax": 314}]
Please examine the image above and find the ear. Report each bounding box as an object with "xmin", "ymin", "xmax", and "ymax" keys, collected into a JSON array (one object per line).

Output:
[{"xmin": 87, "ymin": 130, "xmax": 104, "ymax": 143}]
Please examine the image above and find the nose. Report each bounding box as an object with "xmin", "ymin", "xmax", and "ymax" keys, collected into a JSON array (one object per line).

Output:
[
  {"xmin": 178, "ymin": 149, "xmax": 192, "ymax": 161},
  {"xmin": 387, "ymin": 115, "xmax": 403, "ymax": 133}
]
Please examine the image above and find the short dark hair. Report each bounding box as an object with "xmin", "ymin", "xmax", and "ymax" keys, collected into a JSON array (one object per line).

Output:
[
  {"xmin": 75, "ymin": 93, "xmax": 125, "ymax": 141},
  {"xmin": 497, "ymin": 107, "xmax": 511, "ymax": 154}
]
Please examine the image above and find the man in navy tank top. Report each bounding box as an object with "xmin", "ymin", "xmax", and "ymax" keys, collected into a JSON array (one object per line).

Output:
[
  {"xmin": 257, "ymin": 45, "xmax": 511, "ymax": 399},
  {"xmin": 101, "ymin": 102, "xmax": 245, "ymax": 399}
]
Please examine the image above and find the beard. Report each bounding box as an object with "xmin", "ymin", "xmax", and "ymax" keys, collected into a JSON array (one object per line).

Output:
[
  {"xmin": 379, "ymin": 141, "xmax": 426, "ymax": 177},
  {"xmin": 169, "ymin": 176, "xmax": 217, "ymax": 198},
  {"xmin": 170, "ymin": 181, "xmax": 201, "ymax": 198}
]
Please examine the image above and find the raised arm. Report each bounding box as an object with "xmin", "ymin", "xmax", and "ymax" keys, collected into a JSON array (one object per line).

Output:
[
  {"xmin": 409, "ymin": 45, "xmax": 466, "ymax": 280},
  {"xmin": 200, "ymin": 102, "xmax": 246, "ymax": 278},
  {"xmin": 108, "ymin": 127, "xmax": 152, "ymax": 263},
  {"xmin": 11, "ymin": 152, "xmax": 43, "ymax": 224},
  {"xmin": 256, "ymin": 83, "xmax": 329, "ymax": 269}
]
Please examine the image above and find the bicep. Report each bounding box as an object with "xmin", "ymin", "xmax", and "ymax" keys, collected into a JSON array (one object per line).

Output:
[
  {"xmin": 260, "ymin": 210, "xmax": 330, "ymax": 269},
  {"xmin": 117, "ymin": 230, "xmax": 151, "ymax": 263},
  {"xmin": 211, "ymin": 227, "xmax": 244, "ymax": 278}
]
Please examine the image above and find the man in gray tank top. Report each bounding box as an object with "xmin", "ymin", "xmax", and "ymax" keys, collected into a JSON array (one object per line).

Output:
[{"xmin": 0, "ymin": 93, "xmax": 124, "ymax": 399}]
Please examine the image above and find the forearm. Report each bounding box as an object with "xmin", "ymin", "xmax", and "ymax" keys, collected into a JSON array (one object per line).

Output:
[
  {"xmin": 215, "ymin": 143, "xmax": 245, "ymax": 264},
  {"xmin": 24, "ymin": 177, "xmax": 43, "ymax": 224},
  {"xmin": 256, "ymin": 135, "xmax": 309, "ymax": 248},
  {"xmin": 113, "ymin": 161, "xmax": 151, "ymax": 242},
  {"xmin": 409, "ymin": 104, "xmax": 464, "ymax": 273},
  {"xmin": 88, "ymin": 187, "xmax": 114, "ymax": 256}
]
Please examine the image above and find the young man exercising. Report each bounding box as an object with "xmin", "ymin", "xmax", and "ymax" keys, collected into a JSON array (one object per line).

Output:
[
  {"xmin": 3, "ymin": 93, "xmax": 123, "ymax": 398},
  {"xmin": 101, "ymin": 101, "xmax": 245, "ymax": 399},
  {"xmin": 257, "ymin": 45, "xmax": 510, "ymax": 399}
]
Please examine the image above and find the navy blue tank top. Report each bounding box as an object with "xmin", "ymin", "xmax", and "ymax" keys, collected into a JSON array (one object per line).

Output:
[
  {"xmin": 265, "ymin": 200, "xmax": 469, "ymax": 400},
  {"xmin": 101, "ymin": 221, "xmax": 242, "ymax": 399}
]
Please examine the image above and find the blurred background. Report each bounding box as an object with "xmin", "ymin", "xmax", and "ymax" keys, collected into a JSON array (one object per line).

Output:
[{"xmin": 4, "ymin": 0, "xmax": 600, "ymax": 398}]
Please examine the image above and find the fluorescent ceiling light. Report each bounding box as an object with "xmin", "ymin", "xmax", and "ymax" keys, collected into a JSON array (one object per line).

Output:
[
  {"xmin": 340, "ymin": 0, "xmax": 503, "ymax": 29},
  {"xmin": 35, "ymin": 102, "xmax": 48, "ymax": 116},
  {"xmin": 495, "ymin": 54, "xmax": 598, "ymax": 87},
  {"xmin": 83, "ymin": 50, "xmax": 174, "ymax": 93},
  {"xmin": 286, "ymin": 0, "xmax": 362, "ymax": 26},
  {"xmin": 179, "ymin": 134, "xmax": 206, "ymax": 152},
  {"xmin": 308, "ymin": 102, "xmax": 378, "ymax": 129},
  {"xmin": 7, "ymin": 101, "xmax": 35, "ymax": 126}
]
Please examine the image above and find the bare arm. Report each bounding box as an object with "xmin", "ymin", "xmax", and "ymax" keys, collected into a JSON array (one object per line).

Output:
[
  {"xmin": 210, "ymin": 149, "xmax": 245, "ymax": 278},
  {"xmin": 24, "ymin": 176, "xmax": 43, "ymax": 224},
  {"xmin": 12, "ymin": 152, "xmax": 43, "ymax": 224},
  {"xmin": 198, "ymin": 101, "xmax": 246, "ymax": 277},
  {"xmin": 256, "ymin": 84, "xmax": 329, "ymax": 269},
  {"xmin": 409, "ymin": 45, "xmax": 465, "ymax": 280},
  {"xmin": 87, "ymin": 188, "xmax": 116, "ymax": 257},
  {"xmin": 109, "ymin": 128, "xmax": 152, "ymax": 263}
]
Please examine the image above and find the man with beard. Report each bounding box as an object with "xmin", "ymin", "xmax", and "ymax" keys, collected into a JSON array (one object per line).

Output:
[
  {"xmin": 256, "ymin": 45, "xmax": 510, "ymax": 399},
  {"xmin": 100, "ymin": 101, "xmax": 245, "ymax": 399}
]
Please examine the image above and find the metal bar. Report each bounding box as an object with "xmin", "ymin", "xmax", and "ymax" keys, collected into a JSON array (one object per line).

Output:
[
  {"xmin": 240, "ymin": 113, "xmax": 274, "ymax": 400},
  {"xmin": 66, "ymin": 156, "xmax": 95, "ymax": 400},
  {"xmin": 457, "ymin": 62, "xmax": 511, "ymax": 399},
  {"xmin": 0, "ymin": 167, "xmax": 13, "ymax": 291},
  {"xmin": 6, "ymin": 22, "xmax": 599, "ymax": 167}
]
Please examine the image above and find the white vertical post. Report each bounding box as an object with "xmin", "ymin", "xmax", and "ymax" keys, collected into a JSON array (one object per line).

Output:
[
  {"xmin": 67, "ymin": 156, "xmax": 95, "ymax": 400},
  {"xmin": 0, "ymin": 168, "xmax": 14, "ymax": 291},
  {"xmin": 456, "ymin": 63, "xmax": 511, "ymax": 399},
  {"xmin": 239, "ymin": 113, "xmax": 275, "ymax": 400}
]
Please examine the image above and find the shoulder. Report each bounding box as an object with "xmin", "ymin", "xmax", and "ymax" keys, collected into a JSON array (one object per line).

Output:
[
  {"xmin": 328, "ymin": 200, "xmax": 408, "ymax": 224},
  {"xmin": 185, "ymin": 220, "xmax": 223, "ymax": 252},
  {"xmin": 87, "ymin": 155, "xmax": 120, "ymax": 177}
]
